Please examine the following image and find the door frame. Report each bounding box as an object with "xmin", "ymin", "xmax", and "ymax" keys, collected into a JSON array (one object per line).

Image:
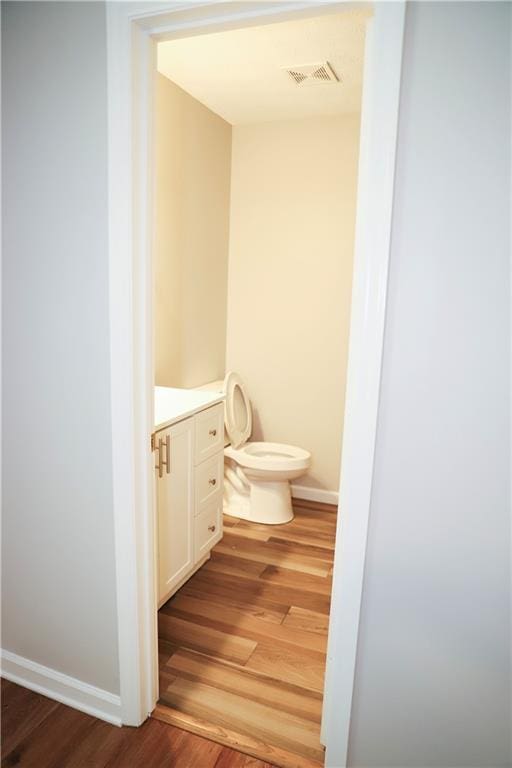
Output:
[{"xmin": 106, "ymin": 2, "xmax": 405, "ymax": 765}]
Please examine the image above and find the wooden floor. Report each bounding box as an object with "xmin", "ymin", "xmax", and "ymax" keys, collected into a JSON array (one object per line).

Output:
[
  {"xmin": 155, "ymin": 499, "xmax": 337, "ymax": 768},
  {"xmin": 1, "ymin": 678, "xmax": 274, "ymax": 768}
]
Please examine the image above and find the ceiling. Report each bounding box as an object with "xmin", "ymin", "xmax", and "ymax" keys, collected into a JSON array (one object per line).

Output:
[{"xmin": 157, "ymin": 10, "xmax": 371, "ymax": 126}]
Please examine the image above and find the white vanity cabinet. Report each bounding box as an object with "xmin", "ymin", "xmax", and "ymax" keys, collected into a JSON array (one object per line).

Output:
[
  {"xmin": 154, "ymin": 400, "xmax": 224, "ymax": 607},
  {"xmin": 155, "ymin": 417, "xmax": 195, "ymax": 601}
]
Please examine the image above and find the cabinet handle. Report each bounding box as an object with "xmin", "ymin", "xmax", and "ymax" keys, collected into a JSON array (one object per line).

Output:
[
  {"xmin": 209, "ymin": 428, "xmax": 217, "ymax": 437},
  {"xmin": 155, "ymin": 438, "xmax": 163, "ymax": 478},
  {"xmin": 209, "ymin": 478, "xmax": 216, "ymax": 486},
  {"xmin": 154, "ymin": 434, "xmax": 170, "ymax": 478},
  {"xmin": 163, "ymin": 434, "xmax": 171, "ymax": 474},
  {"xmin": 208, "ymin": 524, "xmax": 216, "ymax": 533}
]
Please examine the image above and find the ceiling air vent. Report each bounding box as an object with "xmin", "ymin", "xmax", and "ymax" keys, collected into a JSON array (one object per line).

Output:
[{"xmin": 284, "ymin": 61, "xmax": 340, "ymax": 86}]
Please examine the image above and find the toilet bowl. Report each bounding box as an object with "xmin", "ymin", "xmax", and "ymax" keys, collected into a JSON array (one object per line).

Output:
[{"xmin": 197, "ymin": 372, "xmax": 311, "ymax": 524}]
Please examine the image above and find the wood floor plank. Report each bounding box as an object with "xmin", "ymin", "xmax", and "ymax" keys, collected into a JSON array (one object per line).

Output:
[
  {"xmin": 167, "ymin": 592, "xmax": 288, "ymax": 626},
  {"xmin": 222, "ymin": 516, "xmax": 240, "ymax": 528},
  {"xmin": 265, "ymin": 527, "xmax": 335, "ymax": 550},
  {"xmin": 212, "ymin": 542, "xmax": 329, "ymax": 577},
  {"xmin": 228, "ymin": 519, "xmax": 283, "ymax": 536},
  {"xmin": 291, "ymin": 499, "xmax": 338, "ymax": 514},
  {"xmin": 292, "ymin": 506, "xmax": 337, "ymax": 521},
  {"xmin": 153, "ymin": 704, "xmax": 322, "ymax": 768},
  {"xmin": 265, "ymin": 537, "xmax": 334, "ymax": 563},
  {"xmin": 232, "ymin": 530, "xmax": 334, "ymax": 563},
  {"xmin": 287, "ymin": 513, "xmax": 337, "ymax": 534},
  {"xmin": 1, "ymin": 702, "xmax": 97, "ymax": 768},
  {"xmin": 258, "ymin": 565, "xmax": 332, "ymax": 596},
  {"xmin": 284, "ymin": 522, "xmax": 336, "ymax": 542},
  {"xmin": 163, "ymin": 648, "xmax": 323, "ymax": 723},
  {"xmin": 159, "ymin": 639, "xmax": 179, "ymax": 667},
  {"xmin": 160, "ymin": 665, "xmax": 178, "ymax": 691},
  {"xmin": 214, "ymin": 750, "xmax": 274, "ymax": 768},
  {"xmin": 166, "ymin": 595, "xmax": 326, "ymax": 655},
  {"xmin": 223, "ymin": 525, "xmax": 271, "ymax": 542},
  {"xmin": 161, "ymin": 731, "xmax": 224, "ymax": 768},
  {"xmin": 179, "ymin": 578, "xmax": 293, "ymax": 617},
  {"xmin": 282, "ymin": 607, "xmax": 329, "ymax": 636},
  {"xmin": 1, "ymin": 677, "xmax": 60, "ymax": 759},
  {"xmin": 180, "ymin": 580, "xmax": 291, "ymax": 619},
  {"xmin": 217, "ymin": 533, "xmax": 331, "ymax": 577},
  {"xmin": 160, "ymin": 678, "xmax": 325, "ymax": 762},
  {"xmin": 158, "ymin": 613, "xmax": 257, "ymax": 664},
  {"xmin": 231, "ymin": 517, "xmax": 335, "ymax": 542},
  {"xmin": 245, "ymin": 645, "xmax": 326, "ymax": 694},
  {"xmin": 205, "ymin": 551, "xmax": 268, "ymax": 578},
  {"xmin": 56, "ymin": 717, "xmax": 133, "ymax": 768},
  {"xmin": 184, "ymin": 570, "xmax": 332, "ymax": 615},
  {"xmin": 104, "ymin": 717, "xmax": 224, "ymax": 768}
]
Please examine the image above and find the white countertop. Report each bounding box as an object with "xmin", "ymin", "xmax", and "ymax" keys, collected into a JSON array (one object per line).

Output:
[{"xmin": 154, "ymin": 386, "xmax": 224, "ymax": 432}]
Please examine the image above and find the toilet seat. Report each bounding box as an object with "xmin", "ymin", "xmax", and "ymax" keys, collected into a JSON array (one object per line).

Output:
[
  {"xmin": 223, "ymin": 371, "xmax": 252, "ymax": 449},
  {"xmin": 225, "ymin": 441, "xmax": 310, "ymax": 472},
  {"xmin": 217, "ymin": 371, "xmax": 311, "ymax": 524}
]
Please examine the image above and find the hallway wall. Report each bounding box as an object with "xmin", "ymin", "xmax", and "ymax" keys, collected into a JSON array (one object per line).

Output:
[
  {"xmin": 346, "ymin": 3, "xmax": 511, "ymax": 766},
  {"xmin": 2, "ymin": 0, "xmax": 119, "ymax": 695}
]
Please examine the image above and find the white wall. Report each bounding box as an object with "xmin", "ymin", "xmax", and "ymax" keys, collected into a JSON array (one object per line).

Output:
[
  {"xmin": 1, "ymin": 2, "xmax": 119, "ymax": 694},
  {"xmin": 154, "ymin": 74, "xmax": 232, "ymax": 388},
  {"xmin": 346, "ymin": 3, "xmax": 511, "ymax": 766},
  {"xmin": 226, "ymin": 115, "xmax": 360, "ymax": 493}
]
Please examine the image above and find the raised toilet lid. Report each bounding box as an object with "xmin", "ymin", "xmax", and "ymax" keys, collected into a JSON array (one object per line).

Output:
[{"xmin": 223, "ymin": 371, "xmax": 252, "ymax": 449}]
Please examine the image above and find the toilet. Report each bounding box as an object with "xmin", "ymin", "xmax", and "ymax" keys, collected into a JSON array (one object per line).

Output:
[{"xmin": 197, "ymin": 372, "xmax": 311, "ymax": 524}]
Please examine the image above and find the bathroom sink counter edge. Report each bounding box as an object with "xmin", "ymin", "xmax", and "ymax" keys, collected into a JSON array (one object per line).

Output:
[{"xmin": 154, "ymin": 386, "xmax": 225, "ymax": 432}]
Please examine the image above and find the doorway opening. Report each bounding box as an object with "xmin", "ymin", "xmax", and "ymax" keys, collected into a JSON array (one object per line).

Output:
[
  {"xmin": 151, "ymin": 9, "xmax": 368, "ymax": 767},
  {"xmin": 106, "ymin": 3, "xmax": 405, "ymax": 767}
]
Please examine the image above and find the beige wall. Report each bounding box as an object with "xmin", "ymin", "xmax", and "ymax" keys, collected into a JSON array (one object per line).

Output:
[
  {"xmin": 226, "ymin": 115, "xmax": 360, "ymax": 492},
  {"xmin": 155, "ymin": 74, "xmax": 232, "ymax": 388}
]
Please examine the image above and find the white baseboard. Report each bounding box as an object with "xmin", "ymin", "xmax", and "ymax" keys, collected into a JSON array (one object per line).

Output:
[
  {"xmin": 291, "ymin": 485, "xmax": 339, "ymax": 506},
  {"xmin": 1, "ymin": 649, "xmax": 122, "ymax": 726}
]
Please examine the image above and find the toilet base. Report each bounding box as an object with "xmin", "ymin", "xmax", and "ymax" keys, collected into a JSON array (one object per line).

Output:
[{"xmin": 224, "ymin": 466, "xmax": 294, "ymax": 525}]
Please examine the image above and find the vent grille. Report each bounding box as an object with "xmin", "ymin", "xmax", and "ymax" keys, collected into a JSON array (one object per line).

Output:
[
  {"xmin": 285, "ymin": 61, "xmax": 340, "ymax": 86},
  {"xmin": 312, "ymin": 65, "xmax": 332, "ymax": 82},
  {"xmin": 288, "ymin": 70, "xmax": 308, "ymax": 85}
]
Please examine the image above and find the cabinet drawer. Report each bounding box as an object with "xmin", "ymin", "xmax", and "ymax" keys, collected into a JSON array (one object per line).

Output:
[
  {"xmin": 194, "ymin": 403, "xmax": 224, "ymax": 464},
  {"xmin": 195, "ymin": 452, "xmax": 224, "ymax": 515},
  {"xmin": 195, "ymin": 498, "xmax": 223, "ymax": 561}
]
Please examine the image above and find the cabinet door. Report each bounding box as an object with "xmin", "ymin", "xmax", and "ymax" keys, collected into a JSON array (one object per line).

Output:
[{"xmin": 156, "ymin": 418, "xmax": 194, "ymax": 604}]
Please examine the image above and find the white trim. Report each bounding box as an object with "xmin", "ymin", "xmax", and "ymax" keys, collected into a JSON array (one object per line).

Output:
[
  {"xmin": 322, "ymin": 5, "xmax": 406, "ymax": 767},
  {"xmin": 107, "ymin": 2, "xmax": 157, "ymax": 726},
  {"xmin": 291, "ymin": 485, "xmax": 339, "ymax": 506},
  {"xmin": 1, "ymin": 650, "xmax": 122, "ymax": 726},
  {"xmin": 106, "ymin": 0, "xmax": 405, "ymax": 754},
  {"xmin": 107, "ymin": 0, "xmax": 373, "ymax": 730}
]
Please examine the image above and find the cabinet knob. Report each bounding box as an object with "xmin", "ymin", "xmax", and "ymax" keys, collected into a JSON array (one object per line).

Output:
[
  {"xmin": 208, "ymin": 524, "xmax": 216, "ymax": 533},
  {"xmin": 209, "ymin": 428, "xmax": 217, "ymax": 437},
  {"xmin": 209, "ymin": 478, "xmax": 216, "ymax": 486}
]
